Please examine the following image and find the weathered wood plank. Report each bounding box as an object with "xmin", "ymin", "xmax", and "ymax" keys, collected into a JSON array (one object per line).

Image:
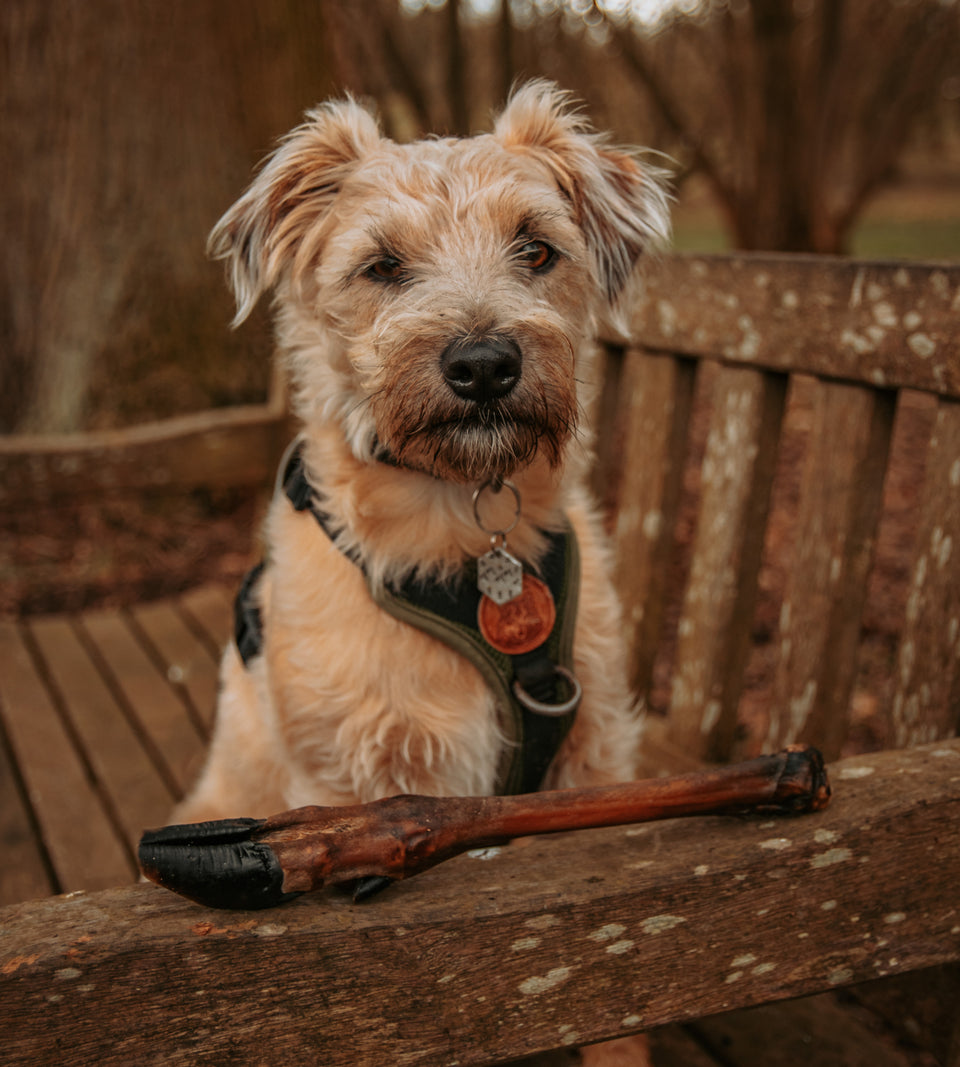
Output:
[
  {"xmin": 0, "ymin": 622, "xmax": 132, "ymax": 895},
  {"xmin": 130, "ymin": 601, "xmax": 219, "ymax": 737},
  {"xmin": 890, "ymin": 397, "xmax": 960, "ymax": 746},
  {"xmin": 2, "ymin": 742, "xmax": 957, "ymax": 1066},
  {"xmin": 687, "ymin": 994, "xmax": 917, "ymax": 1067},
  {"xmin": 27, "ymin": 617, "xmax": 176, "ymax": 852},
  {"xmin": 587, "ymin": 342, "xmax": 624, "ymax": 511},
  {"xmin": 766, "ymin": 381, "xmax": 896, "ymax": 760},
  {"xmin": 0, "ymin": 703, "xmax": 53, "ymax": 906},
  {"xmin": 626, "ymin": 255, "xmax": 960, "ymax": 399},
  {"xmin": 847, "ymin": 964, "xmax": 960, "ymax": 1066},
  {"xmin": 80, "ymin": 611, "xmax": 207, "ymax": 797},
  {"xmin": 667, "ymin": 366, "xmax": 787, "ymax": 760},
  {"xmin": 177, "ymin": 584, "xmax": 234, "ymax": 679},
  {"xmin": 612, "ymin": 348, "xmax": 697, "ymax": 702},
  {"xmin": 0, "ymin": 404, "xmax": 289, "ymax": 507}
]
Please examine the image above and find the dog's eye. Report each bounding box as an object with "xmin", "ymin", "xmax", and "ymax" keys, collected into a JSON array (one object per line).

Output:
[
  {"xmin": 517, "ymin": 240, "xmax": 556, "ymax": 273},
  {"xmin": 367, "ymin": 256, "xmax": 406, "ymax": 282}
]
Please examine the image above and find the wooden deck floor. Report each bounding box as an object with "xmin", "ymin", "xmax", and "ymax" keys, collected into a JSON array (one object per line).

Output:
[{"xmin": 0, "ymin": 584, "xmax": 232, "ymax": 908}]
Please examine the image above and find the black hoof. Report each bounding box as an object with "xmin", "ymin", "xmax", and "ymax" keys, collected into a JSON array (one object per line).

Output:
[{"xmin": 138, "ymin": 819, "xmax": 302, "ymax": 910}]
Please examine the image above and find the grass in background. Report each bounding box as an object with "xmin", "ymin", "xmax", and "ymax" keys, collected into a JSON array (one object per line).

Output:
[{"xmin": 669, "ymin": 178, "xmax": 960, "ymax": 261}]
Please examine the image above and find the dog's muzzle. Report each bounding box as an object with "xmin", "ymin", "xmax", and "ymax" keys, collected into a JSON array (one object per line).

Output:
[{"xmin": 440, "ymin": 337, "xmax": 522, "ymax": 404}]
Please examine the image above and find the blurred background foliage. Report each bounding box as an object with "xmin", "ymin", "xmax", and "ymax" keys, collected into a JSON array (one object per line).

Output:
[{"xmin": 2, "ymin": 0, "xmax": 958, "ymax": 435}]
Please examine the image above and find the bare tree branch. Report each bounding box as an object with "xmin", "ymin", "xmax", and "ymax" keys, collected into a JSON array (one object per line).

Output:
[{"xmin": 609, "ymin": 18, "xmax": 740, "ymax": 224}]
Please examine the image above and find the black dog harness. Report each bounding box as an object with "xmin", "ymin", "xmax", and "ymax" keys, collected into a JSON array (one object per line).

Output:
[{"xmin": 234, "ymin": 443, "xmax": 581, "ymax": 795}]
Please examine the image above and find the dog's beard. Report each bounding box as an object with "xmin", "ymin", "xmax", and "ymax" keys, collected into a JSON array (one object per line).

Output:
[{"xmin": 378, "ymin": 392, "xmax": 574, "ymax": 484}]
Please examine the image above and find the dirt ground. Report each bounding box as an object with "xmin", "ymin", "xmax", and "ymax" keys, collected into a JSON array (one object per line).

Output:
[{"xmin": 0, "ymin": 487, "xmax": 262, "ymax": 618}]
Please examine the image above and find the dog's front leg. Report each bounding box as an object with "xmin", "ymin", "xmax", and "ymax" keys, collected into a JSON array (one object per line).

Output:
[
  {"xmin": 266, "ymin": 584, "xmax": 511, "ymax": 806},
  {"xmin": 172, "ymin": 644, "xmax": 289, "ymax": 823}
]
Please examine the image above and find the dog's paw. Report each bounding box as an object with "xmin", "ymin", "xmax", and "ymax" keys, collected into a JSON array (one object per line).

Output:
[{"xmin": 579, "ymin": 1034, "xmax": 651, "ymax": 1067}]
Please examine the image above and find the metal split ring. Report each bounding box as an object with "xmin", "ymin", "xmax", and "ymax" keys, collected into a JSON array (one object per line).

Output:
[
  {"xmin": 472, "ymin": 479, "xmax": 521, "ymax": 538},
  {"xmin": 513, "ymin": 666, "xmax": 583, "ymax": 717}
]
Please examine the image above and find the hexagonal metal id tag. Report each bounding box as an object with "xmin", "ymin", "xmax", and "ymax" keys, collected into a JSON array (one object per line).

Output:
[{"xmin": 477, "ymin": 544, "xmax": 524, "ymax": 605}]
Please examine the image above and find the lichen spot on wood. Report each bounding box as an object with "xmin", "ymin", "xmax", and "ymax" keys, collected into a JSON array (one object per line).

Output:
[
  {"xmin": 525, "ymin": 913, "xmax": 561, "ymax": 931},
  {"xmin": 252, "ymin": 923, "xmax": 287, "ymax": 938},
  {"xmin": 518, "ymin": 966, "xmax": 574, "ymax": 995},
  {"xmin": 810, "ymin": 847, "xmax": 853, "ymax": 869},
  {"xmin": 907, "ymin": 333, "xmax": 937, "ymax": 359},
  {"xmin": 558, "ymin": 1025, "xmax": 580, "ymax": 1046},
  {"xmin": 641, "ymin": 914, "xmax": 686, "ymax": 935},
  {"xmin": 839, "ymin": 765, "xmax": 875, "ymax": 779},
  {"xmin": 588, "ymin": 923, "xmax": 627, "ymax": 942}
]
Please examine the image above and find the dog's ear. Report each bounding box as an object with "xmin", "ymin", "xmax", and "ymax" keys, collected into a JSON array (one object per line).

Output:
[
  {"xmin": 494, "ymin": 80, "xmax": 670, "ymax": 303},
  {"xmin": 209, "ymin": 98, "xmax": 381, "ymax": 324}
]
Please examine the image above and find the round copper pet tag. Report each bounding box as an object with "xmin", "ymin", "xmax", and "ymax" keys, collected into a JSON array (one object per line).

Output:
[{"xmin": 478, "ymin": 573, "xmax": 556, "ymax": 655}]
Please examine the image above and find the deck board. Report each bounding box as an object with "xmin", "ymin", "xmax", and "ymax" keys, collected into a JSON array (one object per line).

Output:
[
  {"xmin": 28, "ymin": 615, "xmax": 176, "ymax": 849},
  {"xmin": 178, "ymin": 584, "xmax": 233, "ymax": 652},
  {"xmin": 80, "ymin": 610, "xmax": 206, "ymax": 796},
  {"xmin": 130, "ymin": 600, "xmax": 220, "ymax": 736},
  {"xmin": 0, "ymin": 585, "xmax": 232, "ymax": 907},
  {"xmin": 174, "ymin": 584, "xmax": 233, "ymax": 728},
  {"xmin": 0, "ymin": 695, "xmax": 52, "ymax": 905},
  {"xmin": 0, "ymin": 621, "xmax": 132, "ymax": 899}
]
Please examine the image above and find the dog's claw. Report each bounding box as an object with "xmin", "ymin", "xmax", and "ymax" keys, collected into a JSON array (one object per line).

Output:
[
  {"xmin": 138, "ymin": 819, "xmax": 303, "ymax": 910},
  {"xmin": 351, "ymin": 875, "xmax": 396, "ymax": 902}
]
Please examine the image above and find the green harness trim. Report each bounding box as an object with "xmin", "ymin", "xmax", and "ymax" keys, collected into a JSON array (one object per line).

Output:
[
  {"xmin": 235, "ymin": 443, "xmax": 581, "ymax": 795},
  {"xmin": 372, "ymin": 525, "xmax": 581, "ymax": 795}
]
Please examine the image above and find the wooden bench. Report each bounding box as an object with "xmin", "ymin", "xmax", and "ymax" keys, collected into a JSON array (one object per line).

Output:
[{"xmin": 1, "ymin": 253, "xmax": 958, "ymax": 1065}]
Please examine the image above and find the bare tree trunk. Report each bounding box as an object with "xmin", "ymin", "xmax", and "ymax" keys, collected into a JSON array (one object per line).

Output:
[
  {"xmin": 2, "ymin": 1, "xmax": 137, "ymax": 432},
  {"xmin": 446, "ymin": 0, "xmax": 470, "ymax": 134},
  {"xmin": 498, "ymin": 0, "xmax": 515, "ymax": 106},
  {"xmin": 604, "ymin": 0, "xmax": 959, "ymax": 255},
  {"xmin": 1, "ymin": 0, "xmax": 334, "ymax": 434}
]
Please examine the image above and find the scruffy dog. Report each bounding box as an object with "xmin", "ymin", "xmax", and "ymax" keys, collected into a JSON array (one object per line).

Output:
[{"xmin": 176, "ymin": 81, "xmax": 668, "ymax": 1063}]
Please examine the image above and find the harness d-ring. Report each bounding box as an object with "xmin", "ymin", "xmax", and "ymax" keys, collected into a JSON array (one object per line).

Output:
[
  {"xmin": 472, "ymin": 479, "xmax": 521, "ymax": 539},
  {"xmin": 513, "ymin": 666, "xmax": 583, "ymax": 717}
]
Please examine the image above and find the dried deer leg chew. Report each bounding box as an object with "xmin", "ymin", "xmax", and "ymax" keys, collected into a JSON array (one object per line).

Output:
[{"xmin": 139, "ymin": 744, "xmax": 830, "ymax": 910}]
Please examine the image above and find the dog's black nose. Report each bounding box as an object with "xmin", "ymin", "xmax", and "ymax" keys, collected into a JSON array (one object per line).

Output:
[{"xmin": 441, "ymin": 337, "xmax": 522, "ymax": 403}]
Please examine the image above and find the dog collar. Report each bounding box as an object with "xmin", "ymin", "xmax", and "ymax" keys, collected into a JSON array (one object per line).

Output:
[{"xmin": 234, "ymin": 441, "xmax": 582, "ymax": 795}]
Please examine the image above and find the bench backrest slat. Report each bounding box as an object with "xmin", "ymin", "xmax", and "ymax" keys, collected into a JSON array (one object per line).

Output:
[
  {"xmin": 664, "ymin": 365, "xmax": 787, "ymax": 761},
  {"xmin": 610, "ymin": 348, "xmax": 697, "ymax": 702},
  {"xmin": 767, "ymin": 381, "xmax": 896, "ymax": 760},
  {"xmin": 891, "ymin": 397, "xmax": 960, "ymax": 746}
]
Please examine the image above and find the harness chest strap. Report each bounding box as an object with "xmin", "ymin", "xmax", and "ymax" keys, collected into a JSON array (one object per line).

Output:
[{"xmin": 234, "ymin": 443, "xmax": 582, "ymax": 795}]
